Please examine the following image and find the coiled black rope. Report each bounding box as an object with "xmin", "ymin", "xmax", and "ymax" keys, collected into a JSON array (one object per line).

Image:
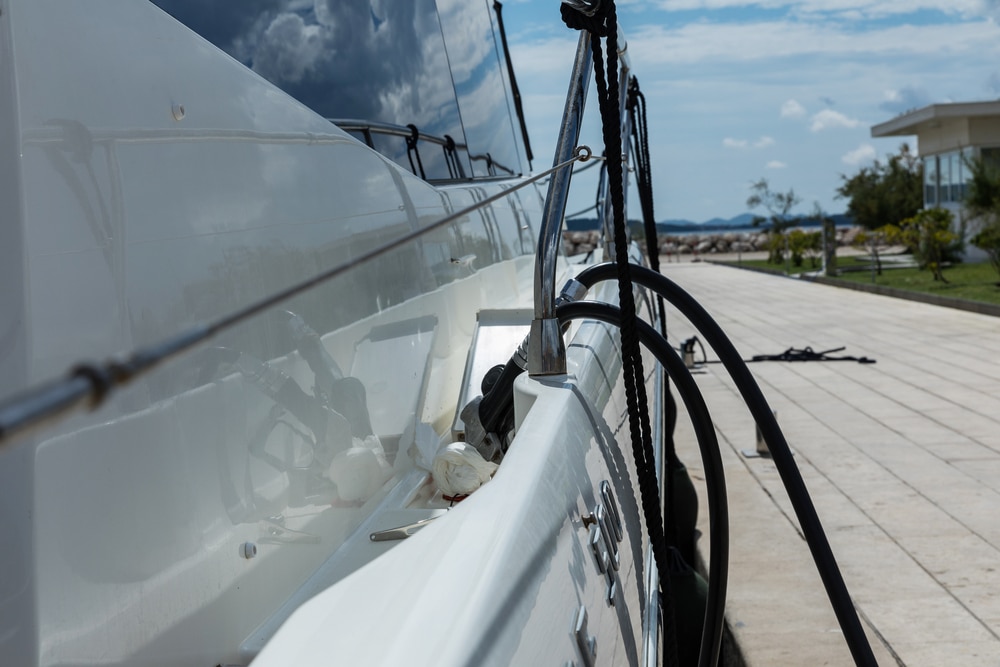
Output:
[{"xmin": 574, "ymin": 262, "xmax": 879, "ymax": 667}]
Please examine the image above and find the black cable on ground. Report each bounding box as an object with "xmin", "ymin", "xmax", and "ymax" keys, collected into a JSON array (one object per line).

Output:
[
  {"xmin": 750, "ymin": 346, "xmax": 875, "ymax": 364},
  {"xmin": 697, "ymin": 343, "xmax": 876, "ymax": 366},
  {"xmin": 558, "ymin": 300, "xmax": 728, "ymax": 667},
  {"xmin": 573, "ymin": 262, "xmax": 878, "ymax": 667}
]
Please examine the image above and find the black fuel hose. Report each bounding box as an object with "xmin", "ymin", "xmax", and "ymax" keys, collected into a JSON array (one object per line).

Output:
[
  {"xmin": 573, "ymin": 262, "xmax": 877, "ymax": 667},
  {"xmin": 557, "ymin": 301, "xmax": 727, "ymax": 667}
]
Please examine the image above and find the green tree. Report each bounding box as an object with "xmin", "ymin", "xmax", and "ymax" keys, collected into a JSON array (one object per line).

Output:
[
  {"xmin": 884, "ymin": 208, "xmax": 959, "ymax": 283},
  {"xmin": 746, "ymin": 178, "xmax": 800, "ymax": 268},
  {"xmin": 971, "ymin": 225, "xmax": 1000, "ymax": 279},
  {"xmin": 965, "ymin": 154, "xmax": 1000, "ymax": 280},
  {"xmin": 836, "ymin": 143, "xmax": 923, "ymax": 275},
  {"xmin": 788, "ymin": 228, "xmax": 822, "ymax": 268}
]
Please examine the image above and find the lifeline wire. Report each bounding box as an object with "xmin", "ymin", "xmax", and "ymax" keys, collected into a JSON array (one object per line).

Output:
[{"xmin": 0, "ymin": 147, "xmax": 595, "ymax": 446}]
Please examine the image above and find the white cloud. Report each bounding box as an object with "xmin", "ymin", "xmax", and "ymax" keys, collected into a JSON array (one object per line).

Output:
[
  {"xmin": 253, "ymin": 13, "xmax": 323, "ymax": 84},
  {"xmin": 880, "ymin": 86, "xmax": 933, "ymax": 114},
  {"xmin": 627, "ymin": 19, "xmax": 1000, "ymax": 66},
  {"xmin": 506, "ymin": 0, "xmax": 1000, "ymax": 222},
  {"xmin": 723, "ymin": 135, "xmax": 775, "ymax": 149},
  {"xmin": 656, "ymin": 0, "xmax": 990, "ymax": 20},
  {"xmin": 842, "ymin": 144, "xmax": 877, "ymax": 165},
  {"xmin": 780, "ymin": 99, "xmax": 807, "ymax": 118},
  {"xmin": 810, "ymin": 109, "xmax": 863, "ymax": 131}
]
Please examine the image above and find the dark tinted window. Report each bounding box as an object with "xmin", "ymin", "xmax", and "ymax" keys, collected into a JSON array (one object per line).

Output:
[
  {"xmin": 151, "ymin": 0, "xmax": 524, "ymax": 179},
  {"xmin": 437, "ymin": 0, "xmax": 523, "ymax": 177}
]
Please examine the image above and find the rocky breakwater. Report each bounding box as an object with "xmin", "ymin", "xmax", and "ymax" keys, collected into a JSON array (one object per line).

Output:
[{"xmin": 562, "ymin": 228, "xmax": 860, "ymax": 257}]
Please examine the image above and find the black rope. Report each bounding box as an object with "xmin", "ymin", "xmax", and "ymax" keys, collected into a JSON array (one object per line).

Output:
[
  {"xmin": 557, "ymin": 300, "xmax": 728, "ymax": 667},
  {"xmin": 493, "ymin": 1, "xmax": 533, "ymax": 169},
  {"xmin": 560, "ymin": 0, "xmax": 612, "ymax": 35},
  {"xmin": 564, "ymin": 3, "xmax": 679, "ymax": 665},
  {"xmin": 698, "ymin": 344, "xmax": 878, "ymax": 366},
  {"xmin": 629, "ymin": 81, "xmax": 659, "ymax": 276},
  {"xmin": 749, "ymin": 346, "xmax": 876, "ymax": 364},
  {"xmin": 627, "ymin": 76, "xmax": 684, "ymax": 563}
]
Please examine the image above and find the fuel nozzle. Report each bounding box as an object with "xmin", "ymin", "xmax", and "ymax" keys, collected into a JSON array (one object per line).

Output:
[{"xmin": 461, "ymin": 336, "xmax": 529, "ymax": 461}]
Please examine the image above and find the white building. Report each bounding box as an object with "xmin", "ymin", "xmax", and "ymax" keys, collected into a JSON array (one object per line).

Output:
[{"xmin": 872, "ymin": 101, "xmax": 1000, "ymax": 258}]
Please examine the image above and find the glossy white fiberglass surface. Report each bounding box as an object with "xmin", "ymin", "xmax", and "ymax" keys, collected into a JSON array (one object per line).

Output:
[
  {"xmin": 253, "ymin": 310, "xmax": 647, "ymax": 667},
  {"xmin": 0, "ymin": 0, "xmax": 554, "ymax": 664},
  {"xmin": 0, "ymin": 1, "xmax": 651, "ymax": 665}
]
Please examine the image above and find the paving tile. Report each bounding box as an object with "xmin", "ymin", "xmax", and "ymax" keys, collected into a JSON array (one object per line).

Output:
[
  {"xmin": 888, "ymin": 640, "xmax": 1000, "ymax": 667},
  {"xmin": 663, "ymin": 263, "xmax": 1000, "ymax": 666}
]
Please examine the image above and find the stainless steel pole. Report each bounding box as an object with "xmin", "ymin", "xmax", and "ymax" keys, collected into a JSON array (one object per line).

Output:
[{"xmin": 530, "ymin": 32, "xmax": 593, "ymax": 376}]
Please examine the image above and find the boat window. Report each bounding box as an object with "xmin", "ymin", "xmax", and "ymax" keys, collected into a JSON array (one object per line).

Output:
[
  {"xmin": 150, "ymin": 0, "xmax": 524, "ymax": 180},
  {"xmin": 437, "ymin": 0, "xmax": 524, "ymax": 178}
]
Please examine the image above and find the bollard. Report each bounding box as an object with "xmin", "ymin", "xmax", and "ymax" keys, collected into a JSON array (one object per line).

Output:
[{"xmin": 742, "ymin": 410, "xmax": 778, "ymax": 459}]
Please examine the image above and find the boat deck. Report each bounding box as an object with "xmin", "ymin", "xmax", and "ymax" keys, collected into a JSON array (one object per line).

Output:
[{"xmin": 662, "ymin": 261, "xmax": 1000, "ymax": 666}]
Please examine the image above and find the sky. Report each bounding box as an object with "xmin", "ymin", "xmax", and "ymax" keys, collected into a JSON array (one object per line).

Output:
[{"xmin": 501, "ymin": 0, "xmax": 1000, "ymax": 223}]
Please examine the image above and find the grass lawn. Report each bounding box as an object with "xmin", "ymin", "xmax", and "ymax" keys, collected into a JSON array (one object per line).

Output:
[
  {"xmin": 728, "ymin": 258, "xmax": 820, "ymax": 276},
  {"xmin": 724, "ymin": 257, "xmax": 1000, "ymax": 306},
  {"xmin": 834, "ymin": 260, "xmax": 1000, "ymax": 305}
]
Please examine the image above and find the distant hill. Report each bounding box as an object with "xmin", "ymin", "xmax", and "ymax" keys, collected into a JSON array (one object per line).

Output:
[{"xmin": 565, "ymin": 212, "xmax": 852, "ymax": 232}]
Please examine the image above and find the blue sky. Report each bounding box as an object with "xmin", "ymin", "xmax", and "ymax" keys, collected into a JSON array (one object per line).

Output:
[{"xmin": 502, "ymin": 0, "xmax": 1000, "ymax": 222}]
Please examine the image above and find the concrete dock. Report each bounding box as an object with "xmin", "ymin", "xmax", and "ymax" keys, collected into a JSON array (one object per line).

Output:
[{"xmin": 662, "ymin": 262, "xmax": 1000, "ymax": 666}]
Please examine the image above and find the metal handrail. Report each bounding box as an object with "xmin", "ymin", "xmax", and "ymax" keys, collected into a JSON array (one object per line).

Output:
[
  {"xmin": 331, "ymin": 118, "xmax": 457, "ymax": 148},
  {"xmin": 529, "ymin": 31, "xmax": 593, "ymax": 376},
  {"xmin": 330, "ymin": 118, "xmax": 515, "ymax": 178}
]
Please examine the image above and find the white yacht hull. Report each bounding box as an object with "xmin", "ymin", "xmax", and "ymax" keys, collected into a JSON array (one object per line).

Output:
[{"xmin": 0, "ymin": 1, "xmax": 656, "ymax": 665}]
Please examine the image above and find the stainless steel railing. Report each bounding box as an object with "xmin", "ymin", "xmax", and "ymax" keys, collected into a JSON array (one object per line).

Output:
[{"xmin": 529, "ymin": 31, "xmax": 593, "ymax": 376}]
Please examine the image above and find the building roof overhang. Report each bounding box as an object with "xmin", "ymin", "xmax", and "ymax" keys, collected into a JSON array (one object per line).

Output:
[{"xmin": 871, "ymin": 101, "xmax": 1000, "ymax": 138}]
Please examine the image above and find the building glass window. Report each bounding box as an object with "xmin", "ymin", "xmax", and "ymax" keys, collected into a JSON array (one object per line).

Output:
[
  {"xmin": 940, "ymin": 153, "xmax": 953, "ymax": 203},
  {"xmin": 924, "ymin": 155, "xmax": 938, "ymax": 207}
]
